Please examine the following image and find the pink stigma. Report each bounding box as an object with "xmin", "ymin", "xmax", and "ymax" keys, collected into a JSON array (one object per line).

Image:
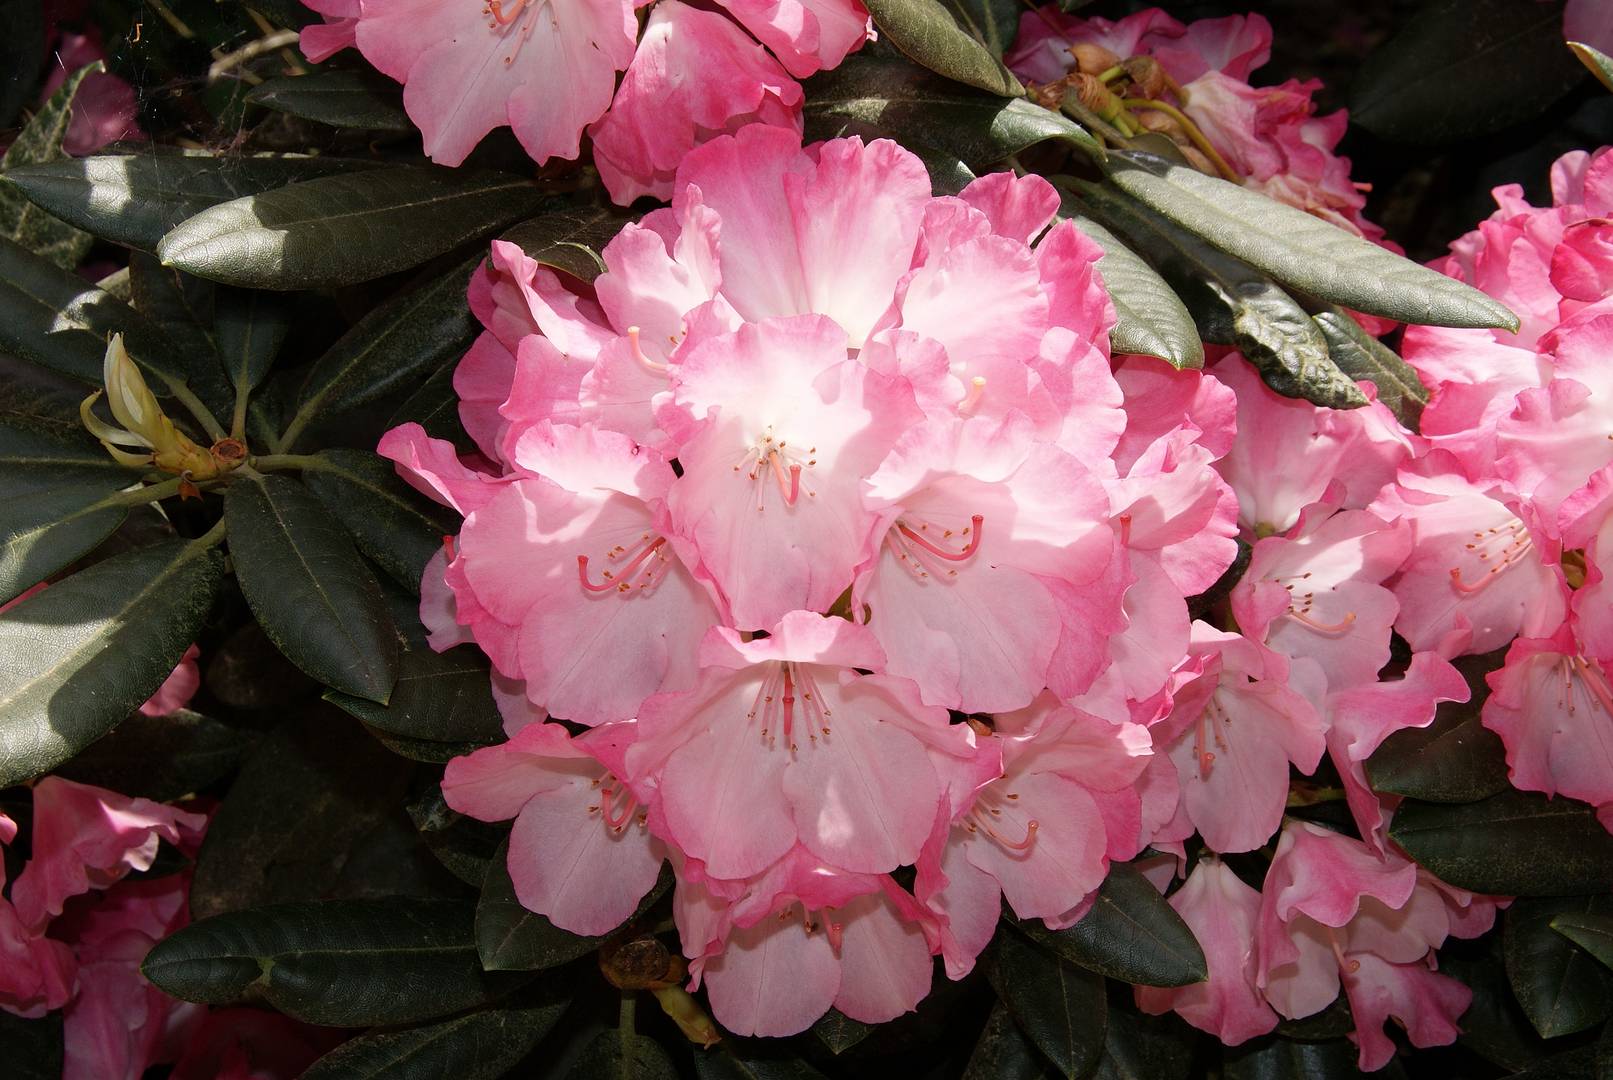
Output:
[
  {"xmin": 959, "ymin": 376, "xmax": 986, "ymax": 415},
  {"xmin": 898, "ymin": 515, "xmax": 984, "ymax": 562},
  {"xmin": 767, "ymin": 450, "xmax": 801, "ymax": 506},
  {"xmin": 1289, "ymin": 608, "xmax": 1356, "ymax": 634},
  {"xmin": 577, "ymin": 536, "xmax": 666, "ymax": 593},
  {"xmin": 599, "ymin": 784, "xmax": 638, "ymax": 832},
  {"xmin": 973, "ymin": 810, "xmax": 1039, "ymax": 852},
  {"xmin": 487, "ymin": 0, "xmax": 529, "ymax": 24},
  {"xmin": 627, "ymin": 326, "xmax": 668, "ymax": 375}
]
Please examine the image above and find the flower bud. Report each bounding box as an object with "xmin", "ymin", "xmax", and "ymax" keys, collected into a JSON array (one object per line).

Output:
[
  {"xmin": 1122, "ymin": 56, "xmax": 1167, "ymax": 100},
  {"xmin": 1069, "ymin": 42, "xmax": 1120, "ymax": 76},
  {"xmin": 80, "ymin": 334, "xmax": 235, "ymax": 480},
  {"xmin": 1073, "ymin": 73, "xmax": 1128, "ymax": 124},
  {"xmin": 598, "ymin": 932, "xmax": 683, "ymax": 990},
  {"xmin": 652, "ymin": 986, "xmax": 721, "ymax": 1047}
]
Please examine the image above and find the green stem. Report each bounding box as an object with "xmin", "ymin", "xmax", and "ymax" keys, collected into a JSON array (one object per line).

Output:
[
  {"xmin": 250, "ymin": 453, "xmax": 325, "ymax": 473},
  {"xmin": 108, "ymin": 476, "xmax": 186, "ymax": 507},
  {"xmin": 619, "ymin": 992, "xmax": 637, "ymax": 1065},
  {"xmin": 230, "ymin": 379, "xmax": 251, "ymax": 442},
  {"xmin": 157, "ymin": 375, "xmax": 227, "ymax": 443},
  {"xmin": 275, "ymin": 407, "xmax": 315, "ymax": 455},
  {"xmin": 1125, "ymin": 99, "xmax": 1241, "ymax": 183}
]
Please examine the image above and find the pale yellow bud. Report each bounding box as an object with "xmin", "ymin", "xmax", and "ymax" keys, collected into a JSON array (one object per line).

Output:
[{"xmin": 82, "ymin": 335, "xmax": 239, "ymax": 480}]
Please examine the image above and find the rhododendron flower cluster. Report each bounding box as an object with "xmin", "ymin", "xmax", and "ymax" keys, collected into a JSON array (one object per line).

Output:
[{"xmin": 301, "ymin": 0, "xmax": 867, "ymax": 200}]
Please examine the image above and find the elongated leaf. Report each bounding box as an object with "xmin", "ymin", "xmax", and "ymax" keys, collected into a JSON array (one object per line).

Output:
[
  {"xmin": 0, "ymin": 539, "xmax": 224, "ymax": 787},
  {"xmin": 937, "ymin": 0, "xmax": 1020, "ymax": 59},
  {"xmin": 53, "ymin": 709, "xmax": 251, "ymax": 802},
  {"xmin": 476, "ymin": 838, "xmax": 671, "ymax": 971},
  {"xmin": 302, "ymin": 994, "xmax": 568, "ymax": 1079},
  {"xmin": 1389, "ymin": 789, "xmax": 1613, "ymax": 896},
  {"xmin": 284, "ymin": 255, "xmax": 480, "ymax": 448},
  {"xmin": 408, "ymin": 790, "xmax": 506, "ymax": 888},
  {"xmin": 1311, "ymin": 306, "xmax": 1428, "ymax": 428},
  {"xmin": 1366, "ymin": 652, "xmax": 1511, "ymax": 803},
  {"xmin": 1092, "ymin": 1008, "xmax": 1196, "ymax": 1080},
  {"xmin": 302, "ymin": 449, "xmax": 459, "ymax": 592},
  {"xmin": 1223, "ymin": 1037, "xmax": 1374, "ymax": 1080},
  {"xmin": 1437, "ymin": 946, "xmax": 1549, "ymax": 1073},
  {"xmin": 190, "ymin": 709, "xmax": 411, "ymax": 919},
  {"xmin": 1102, "ymin": 154, "xmax": 1518, "ymax": 331},
  {"xmin": 246, "ymin": 69, "xmax": 413, "ymax": 132},
  {"xmin": 1506, "ymin": 896, "xmax": 1613, "ymax": 1038},
  {"xmin": 569, "ymin": 1030, "xmax": 679, "ymax": 1080},
  {"xmin": 1571, "ymin": 41, "xmax": 1613, "ymax": 93},
  {"xmin": 1350, "ymin": 0, "xmax": 1581, "ymax": 144},
  {"xmin": 2, "ymin": 150, "xmax": 379, "ymax": 253},
  {"xmin": 143, "ymin": 898, "xmax": 527, "ymax": 1026},
  {"xmin": 326, "ymin": 645, "xmax": 503, "ymax": 748},
  {"xmin": 157, "ymin": 166, "xmax": 547, "ymax": 290},
  {"xmin": 0, "ymin": 62, "xmax": 96, "ymax": 268},
  {"xmin": 989, "ymin": 929, "xmax": 1108, "ymax": 1079},
  {"xmin": 1015, "ymin": 861, "xmax": 1207, "ymax": 987},
  {"xmin": 499, "ymin": 207, "xmax": 635, "ymax": 282},
  {"xmin": 389, "ymin": 364, "xmax": 473, "ymax": 452},
  {"xmin": 962, "ymin": 1000, "xmax": 1052, "ymax": 1080},
  {"xmin": 214, "ymin": 287, "xmax": 291, "ymax": 395},
  {"xmin": 863, "ymin": 0, "xmax": 1022, "ymax": 95},
  {"xmin": 224, "ymin": 473, "xmax": 398, "ymax": 702},
  {"xmin": 804, "ymin": 56, "xmax": 1100, "ymax": 171},
  {"xmin": 696, "ymin": 1048, "xmax": 833, "ymax": 1080},
  {"xmin": 1075, "ymin": 180, "xmax": 1359, "ymax": 405},
  {"xmin": 1061, "ymin": 205, "xmax": 1201, "ymax": 369},
  {"xmin": 1553, "ymin": 912, "xmax": 1613, "ymax": 971}
]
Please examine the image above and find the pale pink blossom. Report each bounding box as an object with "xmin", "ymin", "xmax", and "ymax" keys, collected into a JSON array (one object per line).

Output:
[
  {"xmin": 0, "ymin": 812, "xmax": 77, "ymax": 1019},
  {"xmin": 298, "ymin": 0, "xmax": 359, "ymax": 62}
]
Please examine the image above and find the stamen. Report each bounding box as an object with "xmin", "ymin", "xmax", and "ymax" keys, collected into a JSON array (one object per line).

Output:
[
  {"xmin": 1326, "ymin": 928, "xmax": 1361, "ymax": 974},
  {"xmin": 958, "ymin": 376, "xmax": 987, "ymax": 415},
  {"xmin": 1288, "ymin": 608, "xmax": 1356, "ymax": 634},
  {"xmin": 1576, "ymin": 657, "xmax": 1613, "ymax": 716},
  {"xmin": 487, "ymin": 0, "xmax": 529, "ymax": 25},
  {"xmin": 577, "ymin": 537, "xmax": 666, "ymax": 593},
  {"xmin": 971, "ymin": 809, "xmax": 1039, "ymax": 852},
  {"xmin": 600, "ymin": 785, "xmax": 638, "ymax": 832},
  {"xmin": 768, "ymin": 450, "xmax": 801, "ymax": 507},
  {"xmin": 782, "ymin": 667, "xmax": 796, "ymax": 746},
  {"xmin": 627, "ymin": 326, "xmax": 668, "ymax": 375},
  {"xmin": 898, "ymin": 515, "xmax": 984, "ymax": 562}
]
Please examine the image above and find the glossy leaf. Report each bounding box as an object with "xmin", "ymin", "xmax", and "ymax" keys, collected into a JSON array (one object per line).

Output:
[
  {"xmin": 568, "ymin": 1030, "xmax": 679, "ymax": 1080},
  {"xmin": 1350, "ymin": 0, "xmax": 1581, "ymax": 144},
  {"xmin": 1, "ymin": 150, "xmax": 379, "ymax": 253},
  {"xmin": 1438, "ymin": 946, "xmax": 1551, "ymax": 1073},
  {"xmin": 156, "ymin": 166, "xmax": 548, "ymax": 290},
  {"xmin": 1092, "ymin": 1007, "xmax": 1196, "ymax": 1080},
  {"xmin": 1505, "ymin": 896, "xmax": 1613, "ymax": 1038},
  {"xmin": 863, "ymin": 0, "xmax": 1022, "ymax": 96},
  {"xmin": 1015, "ymin": 862, "xmax": 1207, "ymax": 987},
  {"xmin": 388, "ymin": 364, "xmax": 474, "ymax": 452},
  {"xmin": 1311, "ymin": 307, "xmax": 1428, "ymax": 428},
  {"xmin": 499, "ymin": 207, "xmax": 635, "ymax": 282},
  {"xmin": 0, "ymin": 539, "xmax": 224, "ymax": 787},
  {"xmin": 302, "ymin": 449, "xmax": 459, "ymax": 593},
  {"xmin": 1061, "ymin": 206, "xmax": 1202, "ymax": 369},
  {"xmin": 214, "ymin": 287, "xmax": 291, "ymax": 396},
  {"xmin": 804, "ymin": 56, "xmax": 1101, "ymax": 171},
  {"xmin": 1570, "ymin": 41, "xmax": 1613, "ymax": 93},
  {"xmin": 476, "ymin": 837, "xmax": 671, "ymax": 971},
  {"xmin": 1223, "ymin": 1036, "xmax": 1385, "ymax": 1080},
  {"xmin": 53, "ymin": 709, "xmax": 251, "ymax": 802},
  {"xmin": 989, "ymin": 929, "xmax": 1108, "ymax": 1079},
  {"xmin": 246, "ymin": 69, "xmax": 413, "ymax": 132},
  {"xmin": 937, "ymin": 0, "xmax": 1021, "ymax": 59},
  {"xmin": 301, "ymin": 995, "xmax": 568, "ymax": 1079},
  {"xmin": 224, "ymin": 472, "xmax": 398, "ymax": 702},
  {"xmin": 325, "ymin": 644, "xmax": 503, "ymax": 748},
  {"xmin": 142, "ymin": 898, "xmax": 527, "ymax": 1027},
  {"xmin": 812, "ymin": 1010, "xmax": 875, "ymax": 1055},
  {"xmin": 961, "ymin": 1000, "xmax": 1052, "ymax": 1080},
  {"xmin": 1389, "ymin": 789, "xmax": 1613, "ymax": 897},
  {"xmin": 1552, "ymin": 911, "xmax": 1613, "ymax": 972},
  {"xmin": 0, "ymin": 62, "xmax": 96, "ymax": 268},
  {"xmin": 1102, "ymin": 154, "xmax": 1519, "ymax": 331},
  {"xmin": 284, "ymin": 255, "xmax": 479, "ymax": 448},
  {"xmin": 407, "ymin": 789, "xmax": 506, "ymax": 888},
  {"xmin": 189, "ymin": 709, "xmax": 411, "ymax": 919}
]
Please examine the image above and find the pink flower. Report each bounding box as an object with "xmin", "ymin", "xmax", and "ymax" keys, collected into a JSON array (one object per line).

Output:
[
  {"xmin": 1152, "ymin": 625, "xmax": 1325, "ymax": 854},
  {"xmin": 442, "ymin": 720, "xmax": 667, "ymax": 935},
  {"xmin": 139, "ymin": 644, "xmax": 201, "ymax": 718},
  {"xmin": 1482, "ymin": 624, "xmax": 1613, "ymax": 826},
  {"xmin": 298, "ymin": 0, "xmax": 359, "ymax": 62},
  {"xmin": 628, "ymin": 612, "xmax": 979, "ymax": 879},
  {"xmin": 9, "ymin": 777, "xmax": 206, "ymax": 934},
  {"xmin": 588, "ymin": 2, "xmax": 803, "ymax": 205},
  {"xmin": 40, "ymin": 34, "xmax": 140, "ymax": 156},
  {"xmin": 0, "ymin": 812, "xmax": 77, "ymax": 1019},
  {"xmin": 1135, "ymin": 859, "xmax": 1277, "ymax": 1045}
]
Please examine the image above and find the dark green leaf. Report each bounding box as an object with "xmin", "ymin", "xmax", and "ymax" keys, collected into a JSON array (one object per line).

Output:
[
  {"xmin": 407, "ymin": 789, "xmax": 506, "ymax": 888},
  {"xmin": 694, "ymin": 1046, "xmax": 833, "ymax": 1080},
  {"xmin": 1553, "ymin": 911, "xmax": 1613, "ymax": 971},
  {"xmin": 1310, "ymin": 307, "xmax": 1427, "ymax": 428},
  {"xmin": 962, "ymin": 1000, "xmax": 1052, "ymax": 1080},
  {"xmin": 863, "ymin": 0, "xmax": 1022, "ymax": 96},
  {"xmin": 1092, "ymin": 1007, "xmax": 1196, "ymax": 1080},
  {"xmin": 0, "ymin": 1011, "xmax": 62, "ymax": 1080},
  {"xmin": 389, "ymin": 364, "xmax": 474, "ymax": 453},
  {"xmin": 0, "ymin": 62, "xmax": 96, "ymax": 268},
  {"xmin": 0, "ymin": 0, "xmax": 45, "ymax": 129},
  {"xmin": 246, "ymin": 69, "xmax": 413, "ymax": 132},
  {"xmin": 476, "ymin": 837, "xmax": 671, "ymax": 971},
  {"xmin": 1224, "ymin": 1036, "xmax": 1383, "ymax": 1080},
  {"xmin": 0, "ymin": 539, "xmax": 224, "ymax": 787},
  {"xmin": 1506, "ymin": 896, "xmax": 1613, "ymax": 1038},
  {"xmin": 189, "ymin": 709, "xmax": 411, "ymax": 919},
  {"xmin": 1, "ymin": 150, "xmax": 381, "ymax": 253},
  {"xmin": 204, "ymin": 622, "xmax": 319, "ymax": 711},
  {"xmin": 804, "ymin": 56, "xmax": 1100, "ymax": 171},
  {"xmin": 1061, "ymin": 203, "xmax": 1202, "ymax": 369},
  {"xmin": 936, "ymin": 0, "xmax": 1021, "ymax": 59},
  {"xmin": 1571, "ymin": 41, "xmax": 1613, "ymax": 94},
  {"xmin": 53, "ymin": 709, "xmax": 250, "ymax": 802},
  {"xmin": 1073, "ymin": 179, "xmax": 1363, "ymax": 407},
  {"xmin": 1365, "ymin": 651, "xmax": 1510, "ymax": 803},
  {"xmin": 1507, "ymin": 1046, "xmax": 1603, "ymax": 1080},
  {"xmin": 214, "ymin": 287, "xmax": 291, "ymax": 396},
  {"xmin": 301, "ymin": 994, "xmax": 568, "ymax": 1079},
  {"xmin": 326, "ymin": 645, "xmax": 503, "ymax": 748},
  {"xmin": 224, "ymin": 472, "xmax": 398, "ymax": 702},
  {"xmin": 988, "ymin": 929, "xmax": 1108, "ymax": 1079},
  {"xmin": 142, "ymin": 898, "xmax": 526, "ymax": 1027},
  {"xmin": 284, "ymin": 255, "xmax": 480, "ymax": 448},
  {"xmin": 1102, "ymin": 154, "xmax": 1519, "ymax": 331},
  {"xmin": 157, "ymin": 166, "xmax": 547, "ymax": 290},
  {"xmin": 0, "ymin": 450, "xmax": 133, "ymax": 605},
  {"xmin": 499, "ymin": 207, "xmax": 636, "ymax": 282},
  {"xmin": 813, "ymin": 1009, "xmax": 876, "ymax": 1055},
  {"xmin": 302, "ymin": 449, "xmax": 459, "ymax": 593},
  {"xmin": 1389, "ymin": 789, "xmax": 1613, "ymax": 896},
  {"xmin": 1350, "ymin": 0, "xmax": 1580, "ymax": 144},
  {"xmin": 1016, "ymin": 861, "xmax": 1208, "ymax": 988},
  {"xmin": 127, "ymin": 254, "xmax": 234, "ymax": 419},
  {"xmin": 567, "ymin": 1029, "xmax": 679, "ymax": 1080},
  {"xmin": 1439, "ymin": 945, "xmax": 1550, "ymax": 1072},
  {"xmin": 909, "ymin": 141, "xmax": 978, "ymax": 196}
]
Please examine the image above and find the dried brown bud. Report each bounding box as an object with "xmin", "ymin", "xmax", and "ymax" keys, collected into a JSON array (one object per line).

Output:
[
  {"xmin": 599, "ymin": 933, "xmax": 684, "ymax": 990},
  {"xmin": 1121, "ymin": 56, "xmax": 1167, "ymax": 100},
  {"xmin": 1135, "ymin": 109, "xmax": 1182, "ymax": 136},
  {"xmin": 1073, "ymin": 73, "xmax": 1127, "ymax": 123},
  {"xmin": 1069, "ymin": 41, "xmax": 1120, "ymax": 76}
]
